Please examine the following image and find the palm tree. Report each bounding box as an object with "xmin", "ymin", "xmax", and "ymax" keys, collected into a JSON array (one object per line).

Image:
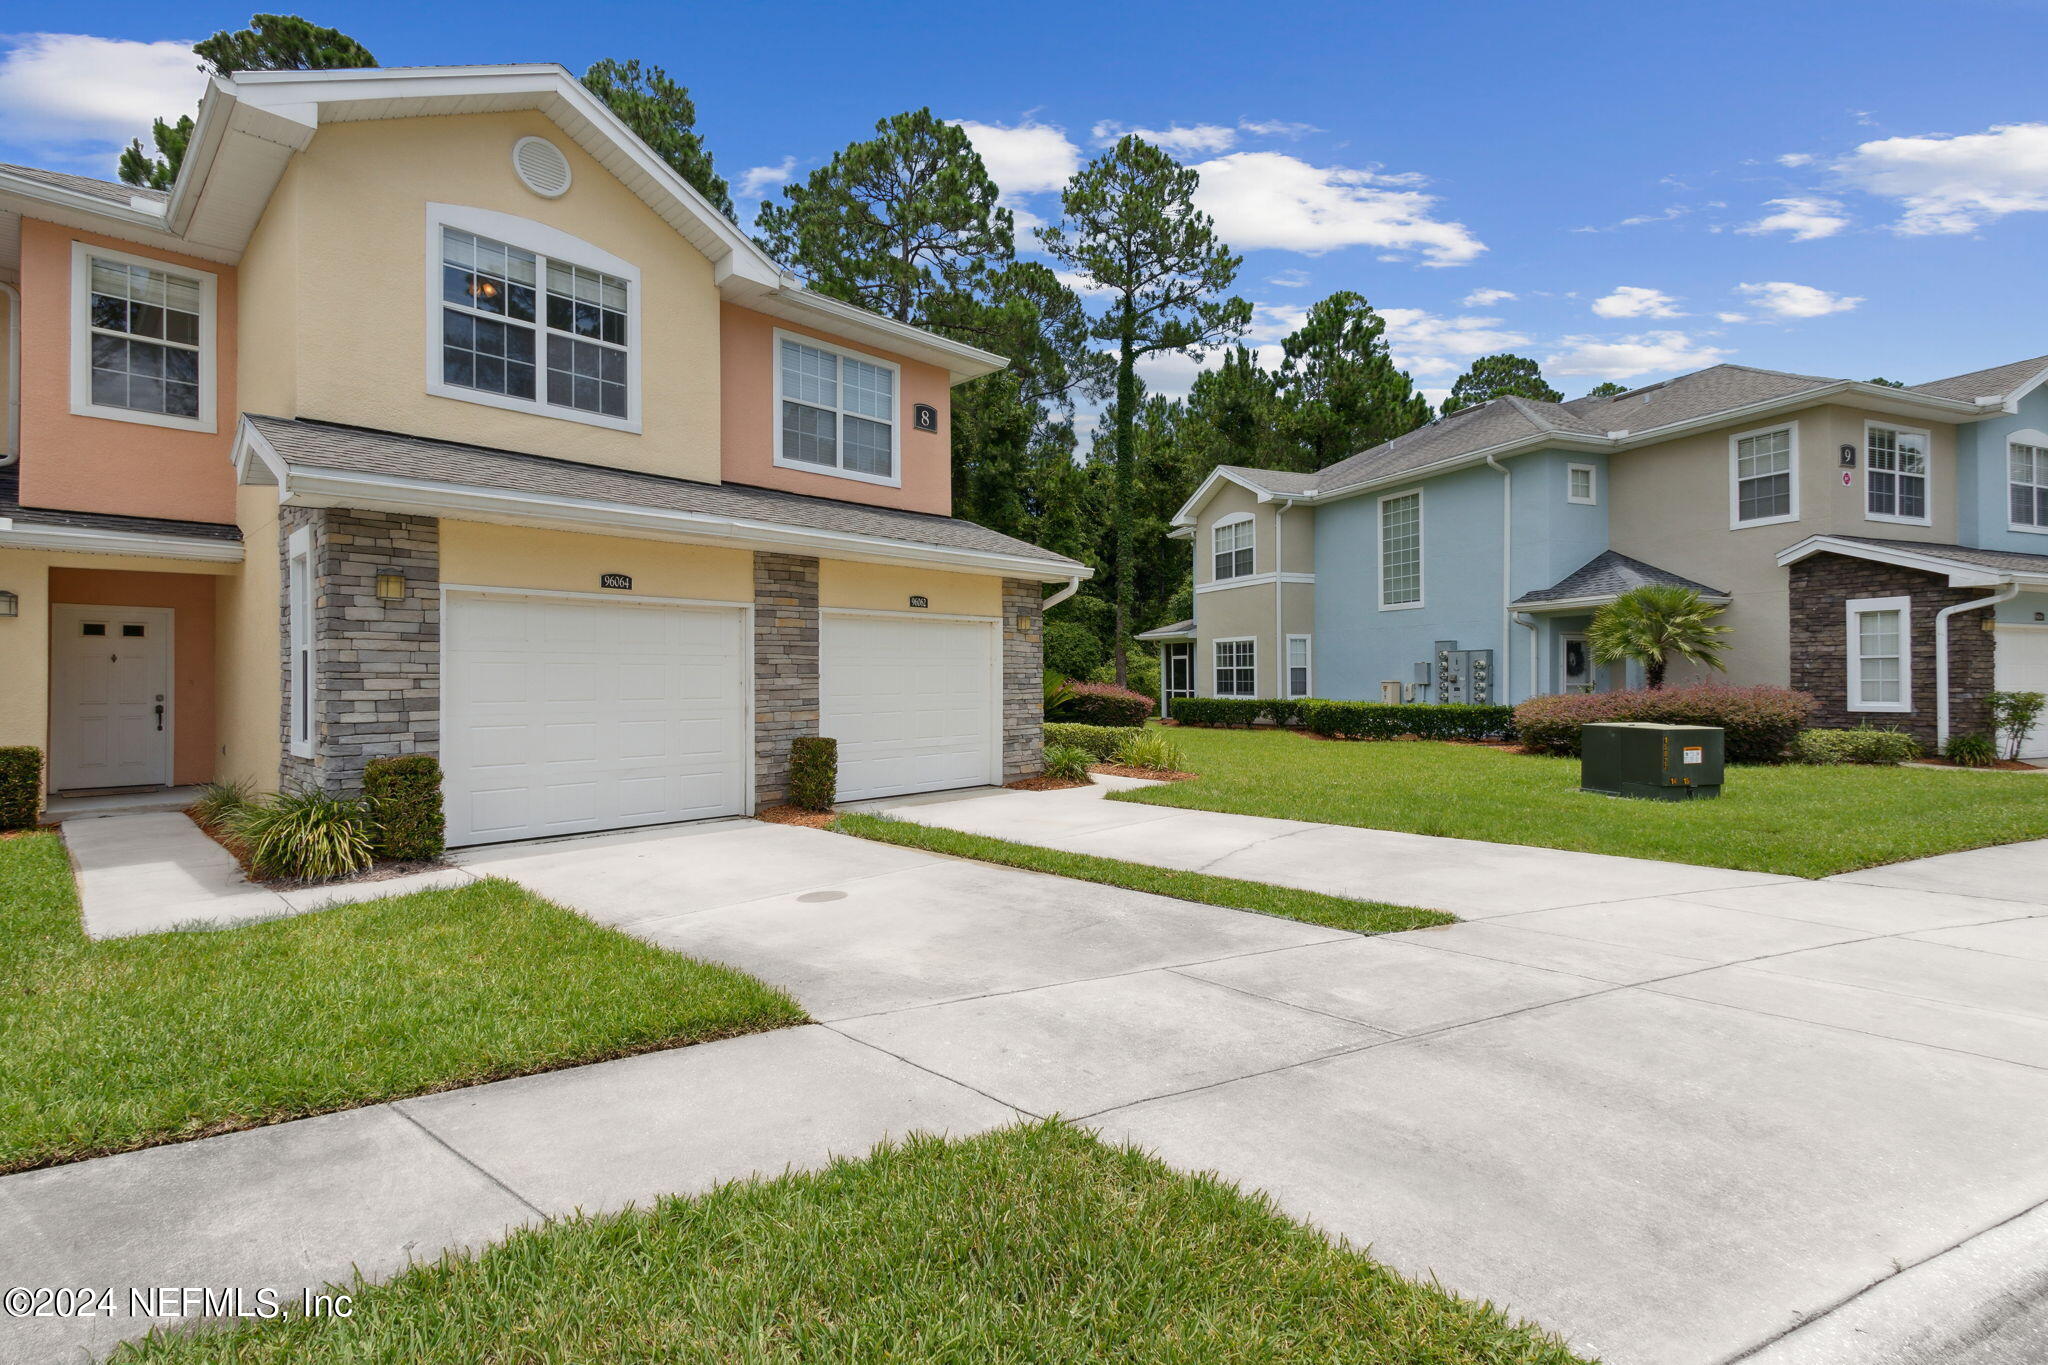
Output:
[{"xmin": 1588, "ymin": 585, "xmax": 1730, "ymax": 689}]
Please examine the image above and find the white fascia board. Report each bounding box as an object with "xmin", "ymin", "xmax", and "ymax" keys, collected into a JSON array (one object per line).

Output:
[
  {"xmin": 1996, "ymin": 364, "xmax": 2048, "ymax": 411},
  {"xmin": 1169, "ymin": 466, "xmax": 1297, "ymax": 526},
  {"xmin": 1774, "ymin": 534, "xmax": 2024, "ymax": 587},
  {"xmin": 752, "ymin": 284, "xmax": 1008, "ymax": 383},
  {"xmin": 0, "ymin": 520, "xmax": 242, "ymax": 562},
  {"xmin": 278, "ymin": 465, "xmax": 1088, "ymax": 582}
]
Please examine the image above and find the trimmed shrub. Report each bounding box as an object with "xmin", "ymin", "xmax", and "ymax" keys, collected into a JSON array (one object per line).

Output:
[
  {"xmin": 0, "ymin": 746, "xmax": 41, "ymax": 831},
  {"xmin": 1042, "ymin": 743, "xmax": 1093, "ymax": 782},
  {"xmin": 1790, "ymin": 728, "xmax": 1921, "ymax": 766},
  {"xmin": 1300, "ymin": 702, "xmax": 1515, "ymax": 742},
  {"xmin": 1168, "ymin": 698, "xmax": 1271, "ymax": 728},
  {"xmin": 189, "ymin": 779, "xmax": 256, "ymax": 831},
  {"xmin": 1114, "ymin": 731, "xmax": 1187, "ymax": 772},
  {"xmin": 1943, "ymin": 732, "xmax": 1998, "ymax": 768},
  {"xmin": 363, "ymin": 755, "xmax": 446, "ymax": 860},
  {"xmin": 1514, "ymin": 685, "xmax": 1814, "ymax": 764},
  {"xmin": 1050, "ymin": 681, "xmax": 1155, "ymax": 728},
  {"xmin": 1044, "ymin": 722, "xmax": 1140, "ymax": 761},
  {"xmin": 788, "ymin": 736, "xmax": 838, "ymax": 812},
  {"xmin": 229, "ymin": 789, "xmax": 374, "ymax": 882}
]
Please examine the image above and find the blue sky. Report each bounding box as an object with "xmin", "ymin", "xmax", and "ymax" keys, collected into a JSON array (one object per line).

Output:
[{"xmin": 3, "ymin": 0, "xmax": 2046, "ymax": 412}]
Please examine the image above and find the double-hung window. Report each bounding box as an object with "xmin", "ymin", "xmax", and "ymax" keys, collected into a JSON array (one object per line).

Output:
[
  {"xmin": 775, "ymin": 333, "xmax": 900, "ymax": 485},
  {"xmin": 1732, "ymin": 425, "xmax": 1796, "ymax": 526},
  {"xmin": 1286, "ymin": 636, "xmax": 1312, "ymax": 698},
  {"xmin": 1567, "ymin": 463, "xmax": 1598, "ymax": 505},
  {"xmin": 71, "ymin": 243, "xmax": 216, "ymax": 431},
  {"xmin": 1866, "ymin": 424, "xmax": 1929, "ymax": 523},
  {"xmin": 1212, "ymin": 517, "xmax": 1254, "ymax": 580},
  {"xmin": 428, "ymin": 207, "xmax": 639, "ymax": 430},
  {"xmin": 1379, "ymin": 490, "xmax": 1423, "ymax": 608},
  {"xmin": 1846, "ymin": 596, "xmax": 1911, "ymax": 713},
  {"xmin": 2010, "ymin": 439, "xmax": 2048, "ymax": 531},
  {"xmin": 1215, "ymin": 639, "xmax": 1256, "ymax": 697}
]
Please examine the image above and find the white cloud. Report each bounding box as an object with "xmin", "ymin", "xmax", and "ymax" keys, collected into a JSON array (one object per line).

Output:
[
  {"xmin": 1133, "ymin": 342, "xmax": 1284, "ymax": 402},
  {"xmin": 1736, "ymin": 196, "xmax": 1850, "ymax": 241},
  {"xmin": 738, "ymin": 156, "xmax": 795, "ymax": 198},
  {"xmin": 1091, "ymin": 119, "xmax": 1239, "ymax": 155},
  {"xmin": 0, "ymin": 32, "xmax": 203, "ymax": 152},
  {"xmin": 1376, "ymin": 308, "xmax": 1529, "ymax": 377},
  {"xmin": 1591, "ymin": 286, "xmax": 1685, "ymax": 319},
  {"xmin": 1545, "ymin": 331, "xmax": 1730, "ymax": 379},
  {"xmin": 1267, "ymin": 268, "xmax": 1310, "ymax": 288},
  {"xmin": 1571, "ymin": 204, "xmax": 1689, "ymax": 233},
  {"xmin": 1239, "ymin": 119, "xmax": 1320, "ymax": 139},
  {"xmin": 1187, "ymin": 151, "xmax": 1485, "ymax": 264},
  {"xmin": 1832, "ymin": 122, "xmax": 2048, "ymax": 235},
  {"xmin": 1717, "ymin": 311, "xmax": 1750, "ymax": 323},
  {"xmin": 1051, "ymin": 269, "xmax": 1113, "ymax": 298},
  {"xmin": 1776, "ymin": 152, "xmax": 1815, "ymax": 168},
  {"xmin": 949, "ymin": 118, "xmax": 1082, "ymax": 195},
  {"xmin": 1734, "ymin": 281, "xmax": 1862, "ymax": 318},
  {"xmin": 1245, "ymin": 301, "xmax": 1309, "ymax": 341},
  {"xmin": 1462, "ymin": 287, "xmax": 1516, "ymax": 306}
]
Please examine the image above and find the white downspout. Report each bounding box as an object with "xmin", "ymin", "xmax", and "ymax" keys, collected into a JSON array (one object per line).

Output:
[
  {"xmin": 1042, "ymin": 576, "xmax": 1080, "ymax": 611},
  {"xmin": 0, "ymin": 281, "xmax": 19, "ymax": 465},
  {"xmin": 1273, "ymin": 500, "xmax": 1287, "ymax": 696},
  {"xmin": 1484, "ymin": 456, "xmax": 1513, "ymax": 701},
  {"xmin": 1935, "ymin": 582, "xmax": 2019, "ymax": 747}
]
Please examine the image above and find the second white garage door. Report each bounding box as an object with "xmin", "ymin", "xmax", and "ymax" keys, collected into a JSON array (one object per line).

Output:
[
  {"xmin": 1995, "ymin": 624, "xmax": 2048, "ymax": 759},
  {"xmin": 821, "ymin": 612, "xmax": 1000, "ymax": 801},
  {"xmin": 443, "ymin": 592, "xmax": 749, "ymax": 846}
]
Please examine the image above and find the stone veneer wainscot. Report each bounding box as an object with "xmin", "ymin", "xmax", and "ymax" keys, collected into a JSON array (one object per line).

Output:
[{"xmin": 753, "ymin": 551, "xmax": 820, "ymax": 807}]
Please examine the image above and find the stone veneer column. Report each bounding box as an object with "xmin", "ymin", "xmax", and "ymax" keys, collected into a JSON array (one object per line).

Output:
[
  {"xmin": 1002, "ymin": 578, "xmax": 1046, "ymax": 782},
  {"xmin": 1789, "ymin": 552, "xmax": 1997, "ymax": 749},
  {"xmin": 279, "ymin": 508, "xmax": 440, "ymax": 795},
  {"xmin": 753, "ymin": 552, "xmax": 820, "ymax": 807}
]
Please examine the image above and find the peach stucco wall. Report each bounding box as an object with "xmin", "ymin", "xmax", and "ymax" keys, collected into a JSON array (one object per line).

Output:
[
  {"xmin": 17, "ymin": 219, "xmax": 238, "ymax": 524},
  {"xmin": 720, "ymin": 303, "xmax": 953, "ymax": 515},
  {"xmin": 47, "ymin": 567, "xmax": 220, "ymax": 786}
]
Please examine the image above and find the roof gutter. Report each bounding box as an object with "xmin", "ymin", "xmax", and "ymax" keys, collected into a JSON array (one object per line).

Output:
[{"xmin": 1936, "ymin": 582, "xmax": 2021, "ymax": 749}]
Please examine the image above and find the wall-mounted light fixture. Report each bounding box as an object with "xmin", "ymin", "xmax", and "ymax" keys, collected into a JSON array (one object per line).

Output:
[
  {"xmin": 0, "ymin": 589, "xmax": 17, "ymax": 618},
  {"xmin": 374, "ymin": 573, "xmax": 406, "ymax": 602}
]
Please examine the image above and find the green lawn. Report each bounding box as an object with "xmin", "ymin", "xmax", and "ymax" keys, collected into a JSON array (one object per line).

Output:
[
  {"xmin": 1115, "ymin": 726, "xmax": 2048, "ymax": 878},
  {"xmin": 835, "ymin": 812, "xmax": 1452, "ymax": 934},
  {"xmin": 0, "ymin": 832, "xmax": 803, "ymax": 1174},
  {"xmin": 117, "ymin": 1121, "xmax": 1589, "ymax": 1364}
]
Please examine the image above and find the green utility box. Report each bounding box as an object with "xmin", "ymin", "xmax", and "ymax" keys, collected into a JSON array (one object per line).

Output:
[{"xmin": 1581, "ymin": 722, "xmax": 1724, "ymax": 801}]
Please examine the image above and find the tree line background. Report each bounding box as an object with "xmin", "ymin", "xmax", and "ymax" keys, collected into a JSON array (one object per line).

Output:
[{"xmin": 121, "ymin": 16, "xmax": 1614, "ymax": 697}]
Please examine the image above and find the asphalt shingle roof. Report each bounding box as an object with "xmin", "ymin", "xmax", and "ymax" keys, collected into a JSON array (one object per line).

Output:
[
  {"xmin": 1213, "ymin": 466, "xmax": 1319, "ymax": 497},
  {"xmin": 0, "ymin": 163, "xmax": 167, "ymax": 206},
  {"xmin": 1512, "ymin": 550, "xmax": 1726, "ymax": 607},
  {"xmin": 1134, "ymin": 618, "xmax": 1196, "ymax": 639},
  {"xmin": 0, "ymin": 466, "xmax": 240, "ymax": 542},
  {"xmin": 246, "ymin": 417, "xmax": 1082, "ymax": 568},
  {"xmin": 1821, "ymin": 536, "xmax": 2048, "ymax": 577},
  {"xmin": 1907, "ymin": 354, "xmax": 2048, "ymax": 402}
]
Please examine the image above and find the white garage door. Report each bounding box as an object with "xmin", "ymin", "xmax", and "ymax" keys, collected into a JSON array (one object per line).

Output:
[
  {"xmin": 1995, "ymin": 625, "xmax": 2048, "ymax": 759},
  {"xmin": 821, "ymin": 612, "xmax": 1000, "ymax": 801},
  {"xmin": 443, "ymin": 593, "xmax": 748, "ymax": 846}
]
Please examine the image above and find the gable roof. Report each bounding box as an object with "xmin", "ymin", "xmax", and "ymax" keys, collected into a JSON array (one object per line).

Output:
[
  {"xmin": 1512, "ymin": 550, "xmax": 1727, "ymax": 609},
  {"xmin": 0, "ymin": 164, "xmax": 165, "ymax": 208},
  {"xmin": 1777, "ymin": 533, "xmax": 2048, "ymax": 586},
  {"xmin": 1907, "ymin": 353, "xmax": 2048, "ymax": 404},
  {"xmin": 237, "ymin": 416, "xmax": 1085, "ymax": 581}
]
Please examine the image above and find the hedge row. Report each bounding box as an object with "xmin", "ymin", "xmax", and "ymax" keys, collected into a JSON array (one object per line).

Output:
[
  {"xmin": 1043, "ymin": 722, "xmax": 1142, "ymax": 761},
  {"xmin": 1789, "ymin": 727, "xmax": 1920, "ymax": 766},
  {"xmin": 1166, "ymin": 698, "xmax": 1283, "ymax": 728},
  {"xmin": 1301, "ymin": 702, "xmax": 1514, "ymax": 741},
  {"xmin": 1515, "ymin": 685, "xmax": 1814, "ymax": 764}
]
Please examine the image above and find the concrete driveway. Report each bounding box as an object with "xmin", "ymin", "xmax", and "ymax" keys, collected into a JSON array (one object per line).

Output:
[{"xmin": 9, "ymin": 806, "xmax": 2048, "ymax": 1363}]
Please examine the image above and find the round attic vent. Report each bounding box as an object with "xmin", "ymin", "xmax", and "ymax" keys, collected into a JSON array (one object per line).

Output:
[{"xmin": 512, "ymin": 136, "xmax": 573, "ymax": 198}]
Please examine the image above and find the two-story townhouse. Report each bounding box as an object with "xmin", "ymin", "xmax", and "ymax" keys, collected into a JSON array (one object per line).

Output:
[
  {"xmin": 1155, "ymin": 358, "xmax": 2048, "ymax": 755},
  {"xmin": 0, "ymin": 64, "xmax": 1087, "ymax": 844}
]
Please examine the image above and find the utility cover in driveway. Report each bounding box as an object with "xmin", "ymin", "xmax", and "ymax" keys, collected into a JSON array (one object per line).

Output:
[
  {"xmin": 822, "ymin": 613, "xmax": 999, "ymax": 801},
  {"xmin": 442, "ymin": 593, "xmax": 747, "ymax": 845}
]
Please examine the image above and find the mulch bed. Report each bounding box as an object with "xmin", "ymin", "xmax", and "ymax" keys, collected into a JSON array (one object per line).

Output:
[
  {"xmin": 1090, "ymin": 764, "xmax": 1195, "ymax": 781},
  {"xmin": 185, "ymin": 810, "xmax": 445, "ymax": 889},
  {"xmin": 1005, "ymin": 776, "xmax": 1092, "ymax": 792},
  {"xmin": 756, "ymin": 804, "xmax": 839, "ymax": 828}
]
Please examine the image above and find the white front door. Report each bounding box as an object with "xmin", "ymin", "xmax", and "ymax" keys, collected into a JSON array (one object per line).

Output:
[
  {"xmin": 821, "ymin": 612, "xmax": 1000, "ymax": 801},
  {"xmin": 1994, "ymin": 624, "xmax": 2048, "ymax": 759},
  {"xmin": 51, "ymin": 605, "xmax": 173, "ymax": 791},
  {"xmin": 442, "ymin": 592, "xmax": 750, "ymax": 846}
]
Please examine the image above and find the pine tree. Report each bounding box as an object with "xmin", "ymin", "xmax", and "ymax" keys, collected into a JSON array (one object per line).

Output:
[
  {"xmin": 581, "ymin": 60, "xmax": 733, "ymax": 218},
  {"xmin": 1441, "ymin": 353, "xmax": 1563, "ymax": 414},
  {"xmin": 1583, "ymin": 380, "xmax": 1630, "ymax": 398},
  {"xmin": 1275, "ymin": 291, "xmax": 1432, "ymax": 469},
  {"xmin": 1039, "ymin": 136, "xmax": 1250, "ymax": 683}
]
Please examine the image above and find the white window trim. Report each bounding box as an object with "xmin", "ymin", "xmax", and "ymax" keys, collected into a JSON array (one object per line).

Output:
[
  {"xmin": 771, "ymin": 327, "xmax": 904, "ymax": 488},
  {"xmin": 287, "ymin": 525, "xmax": 315, "ymax": 758},
  {"xmin": 1566, "ymin": 462, "xmax": 1598, "ymax": 505},
  {"xmin": 1846, "ymin": 594, "xmax": 1912, "ymax": 714},
  {"xmin": 1377, "ymin": 487, "xmax": 1425, "ymax": 611},
  {"xmin": 69, "ymin": 240, "xmax": 219, "ymax": 434},
  {"xmin": 1864, "ymin": 420, "xmax": 1933, "ymax": 527},
  {"xmin": 1213, "ymin": 636, "xmax": 1257, "ymax": 698},
  {"xmin": 1729, "ymin": 421, "xmax": 1800, "ymax": 529},
  {"xmin": 422, "ymin": 203, "xmax": 643, "ymax": 435},
  {"xmin": 1211, "ymin": 513, "xmax": 1255, "ymax": 582},
  {"xmin": 1285, "ymin": 634, "xmax": 1313, "ymax": 699},
  {"xmin": 2006, "ymin": 429, "xmax": 2048, "ymax": 535}
]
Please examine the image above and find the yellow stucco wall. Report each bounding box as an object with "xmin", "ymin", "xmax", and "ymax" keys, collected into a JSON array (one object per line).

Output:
[
  {"xmin": 213, "ymin": 485, "xmax": 282, "ymax": 789},
  {"xmin": 238, "ymin": 112, "xmax": 723, "ymax": 481},
  {"xmin": 438, "ymin": 521, "xmax": 752, "ymax": 602},
  {"xmin": 818, "ymin": 560, "xmax": 1000, "ymax": 616}
]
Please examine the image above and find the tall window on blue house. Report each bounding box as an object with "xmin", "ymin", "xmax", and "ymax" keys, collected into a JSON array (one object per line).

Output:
[
  {"xmin": 2011, "ymin": 441, "xmax": 2048, "ymax": 529},
  {"xmin": 1379, "ymin": 490, "xmax": 1422, "ymax": 608}
]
